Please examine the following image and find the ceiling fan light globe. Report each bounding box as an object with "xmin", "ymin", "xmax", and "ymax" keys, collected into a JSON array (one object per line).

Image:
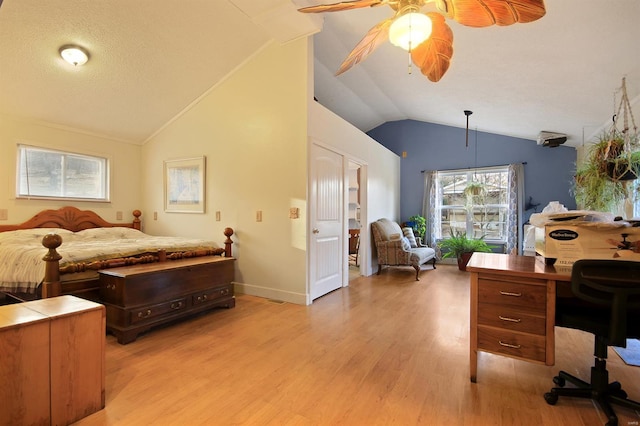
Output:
[{"xmin": 389, "ymin": 13, "xmax": 432, "ymax": 51}]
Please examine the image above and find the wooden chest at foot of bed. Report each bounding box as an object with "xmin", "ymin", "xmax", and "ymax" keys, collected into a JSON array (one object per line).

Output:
[{"xmin": 98, "ymin": 256, "xmax": 235, "ymax": 344}]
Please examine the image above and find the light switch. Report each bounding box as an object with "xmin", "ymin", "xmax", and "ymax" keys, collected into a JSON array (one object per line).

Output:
[
  {"xmin": 256, "ymin": 210, "xmax": 262, "ymax": 222},
  {"xmin": 215, "ymin": 211, "xmax": 221, "ymax": 221},
  {"xmin": 289, "ymin": 207, "xmax": 299, "ymax": 219},
  {"xmin": 153, "ymin": 211, "xmax": 158, "ymax": 220}
]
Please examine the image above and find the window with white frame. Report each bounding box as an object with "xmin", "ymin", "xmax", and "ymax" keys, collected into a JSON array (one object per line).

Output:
[
  {"xmin": 17, "ymin": 144, "xmax": 110, "ymax": 201},
  {"xmin": 436, "ymin": 166, "xmax": 509, "ymax": 243}
]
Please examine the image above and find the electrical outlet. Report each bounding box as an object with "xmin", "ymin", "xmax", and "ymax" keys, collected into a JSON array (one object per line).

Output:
[
  {"xmin": 116, "ymin": 211, "xmax": 123, "ymax": 220},
  {"xmin": 215, "ymin": 211, "xmax": 221, "ymax": 221},
  {"xmin": 256, "ymin": 210, "xmax": 262, "ymax": 222},
  {"xmin": 0, "ymin": 209, "xmax": 7, "ymax": 221},
  {"xmin": 289, "ymin": 207, "xmax": 299, "ymax": 219}
]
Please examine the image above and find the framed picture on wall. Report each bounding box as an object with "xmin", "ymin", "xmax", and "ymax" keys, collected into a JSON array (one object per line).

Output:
[{"xmin": 164, "ymin": 156, "xmax": 206, "ymax": 213}]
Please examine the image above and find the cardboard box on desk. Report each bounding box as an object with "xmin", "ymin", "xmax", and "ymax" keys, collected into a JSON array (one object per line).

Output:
[{"xmin": 535, "ymin": 223, "xmax": 640, "ymax": 266}]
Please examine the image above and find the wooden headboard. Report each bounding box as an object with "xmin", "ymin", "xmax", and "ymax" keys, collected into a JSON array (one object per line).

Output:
[{"xmin": 0, "ymin": 206, "xmax": 141, "ymax": 233}]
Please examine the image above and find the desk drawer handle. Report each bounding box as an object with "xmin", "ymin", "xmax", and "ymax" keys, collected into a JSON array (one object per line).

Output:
[
  {"xmin": 498, "ymin": 316, "xmax": 521, "ymax": 323},
  {"xmin": 498, "ymin": 341, "xmax": 521, "ymax": 349},
  {"xmin": 499, "ymin": 291, "xmax": 522, "ymax": 297}
]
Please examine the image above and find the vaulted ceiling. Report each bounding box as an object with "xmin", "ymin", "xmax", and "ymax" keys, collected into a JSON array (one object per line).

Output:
[{"xmin": 1, "ymin": 0, "xmax": 638, "ymax": 148}]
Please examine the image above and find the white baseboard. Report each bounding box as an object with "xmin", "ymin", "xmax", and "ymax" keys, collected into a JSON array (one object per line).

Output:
[{"xmin": 233, "ymin": 282, "xmax": 308, "ymax": 305}]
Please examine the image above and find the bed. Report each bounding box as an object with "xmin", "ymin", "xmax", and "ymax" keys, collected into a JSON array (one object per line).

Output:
[{"xmin": 0, "ymin": 206, "xmax": 234, "ymax": 303}]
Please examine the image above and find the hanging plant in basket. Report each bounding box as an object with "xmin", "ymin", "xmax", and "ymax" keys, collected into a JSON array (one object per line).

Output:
[{"xmin": 573, "ymin": 77, "xmax": 640, "ymax": 212}]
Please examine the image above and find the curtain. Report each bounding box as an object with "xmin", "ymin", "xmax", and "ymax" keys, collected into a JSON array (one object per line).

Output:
[
  {"xmin": 422, "ymin": 171, "xmax": 441, "ymax": 256},
  {"xmin": 506, "ymin": 163, "xmax": 525, "ymax": 254}
]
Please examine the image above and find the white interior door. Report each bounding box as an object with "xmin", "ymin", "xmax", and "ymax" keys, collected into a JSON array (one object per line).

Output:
[{"xmin": 310, "ymin": 144, "xmax": 344, "ymax": 300}]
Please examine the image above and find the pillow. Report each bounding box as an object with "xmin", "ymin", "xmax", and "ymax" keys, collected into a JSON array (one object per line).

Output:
[
  {"xmin": 402, "ymin": 227, "xmax": 418, "ymax": 248},
  {"xmin": 401, "ymin": 236, "xmax": 412, "ymax": 251},
  {"xmin": 75, "ymin": 227, "xmax": 144, "ymax": 239}
]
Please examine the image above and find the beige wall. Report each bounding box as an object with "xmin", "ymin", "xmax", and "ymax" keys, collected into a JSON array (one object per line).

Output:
[
  {"xmin": 0, "ymin": 37, "xmax": 400, "ymax": 305},
  {"xmin": 0, "ymin": 114, "xmax": 142, "ymax": 224},
  {"xmin": 140, "ymin": 40, "xmax": 309, "ymax": 303}
]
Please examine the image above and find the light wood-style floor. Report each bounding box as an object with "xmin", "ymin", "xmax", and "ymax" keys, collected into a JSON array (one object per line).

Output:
[{"xmin": 76, "ymin": 264, "xmax": 640, "ymax": 425}]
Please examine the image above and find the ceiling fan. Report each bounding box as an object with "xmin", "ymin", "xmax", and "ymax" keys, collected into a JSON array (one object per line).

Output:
[{"xmin": 298, "ymin": 0, "xmax": 546, "ymax": 82}]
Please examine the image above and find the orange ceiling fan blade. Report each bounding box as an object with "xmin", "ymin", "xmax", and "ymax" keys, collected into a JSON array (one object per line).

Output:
[
  {"xmin": 335, "ymin": 18, "xmax": 393, "ymax": 75},
  {"xmin": 298, "ymin": 0, "xmax": 388, "ymax": 13},
  {"xmin": 411, "ymin": 12, "xmax": 454, "ymax": 82},
  {"xmin": 444, "ymin": 0, "xmax": 546, "ymax": 27}
]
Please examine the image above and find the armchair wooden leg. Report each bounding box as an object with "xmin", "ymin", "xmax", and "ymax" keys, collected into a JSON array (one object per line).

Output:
[
  {"xmin": 377, "ymin": 264, "xmax": 382, "ymax": 275},
  {"xmin": 414, "ymin": 265, "xmax": 420, "ymax": 281},
  {"xmin": 431, "ymin": 258, "xmax": 437, "ymax": 269}
]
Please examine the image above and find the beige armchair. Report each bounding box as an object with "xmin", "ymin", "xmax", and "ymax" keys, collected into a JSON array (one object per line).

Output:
[{"xmin": 371, "ymin": 218, "xmax": 436, "ymax": 280}]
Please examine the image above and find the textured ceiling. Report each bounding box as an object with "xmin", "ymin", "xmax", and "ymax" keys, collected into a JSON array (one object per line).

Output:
[
  {"xmin": 0, "ymin": 0, "xmax": 317, "ymax": 143},
  {"xmin": 305, "ymin": 0, "xmax": 640, "ymax": 147},
  {"xmin": 0, "ymin": 0, "xmax": 638, "ymax": 148}
]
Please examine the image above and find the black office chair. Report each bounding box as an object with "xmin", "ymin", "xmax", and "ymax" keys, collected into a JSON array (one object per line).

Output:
[{"xmin": 543, "ymin": 259, "xmax": 640, "ymax": 426}]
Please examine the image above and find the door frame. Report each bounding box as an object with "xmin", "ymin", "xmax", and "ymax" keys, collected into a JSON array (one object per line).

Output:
[{"xmin": 307, "ymin": 140, "xmax": 368, "ymax": 303}]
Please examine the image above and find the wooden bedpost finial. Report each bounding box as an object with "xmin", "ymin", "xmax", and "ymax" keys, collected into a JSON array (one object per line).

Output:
[
  {"xmin": 132, "ymin": 210, "xmax": 142, "ymax": 230},
  {"xmin": 41, "ymin": 233, "xmax": 63, "ymax": 298},
  {"xmin": 223, "ymin": 227, "xmax": 234, "ymax": 258}
]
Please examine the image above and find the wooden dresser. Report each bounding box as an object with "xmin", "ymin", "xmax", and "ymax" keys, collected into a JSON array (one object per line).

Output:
[
  {"xmin": 466, "ymin": 253, "xmax": 571, "ymax": 383},
  {"xmin": 99, "ymin": 256, "xmax": 235, "ymax": 344},
  {"xmin": 0, "ymin": 295, "xmax": 105, "ymax": 426}
]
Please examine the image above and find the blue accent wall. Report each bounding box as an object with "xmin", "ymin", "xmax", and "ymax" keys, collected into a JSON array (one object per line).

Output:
[{"xmin": 367, "ymin": 120, "xmax": 577, "ymax": 224}]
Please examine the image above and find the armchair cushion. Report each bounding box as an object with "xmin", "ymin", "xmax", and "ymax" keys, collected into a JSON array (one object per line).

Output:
[
  {"xmin": 371, "ymin": 218, "xmax": 436, "ymax": 280},
  {"xmin": 401, "ymin": 236, "xmax": 412, "ymax": 251},
  {"xmin": 402, "ymin": 227, "xmax": 418, "ymax": 248}
]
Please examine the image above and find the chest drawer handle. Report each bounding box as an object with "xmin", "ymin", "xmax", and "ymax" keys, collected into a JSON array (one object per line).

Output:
[
  {"xmin": 498, "ymin": 315, "xmax": 522, "ymax": 323},
  {"xmin": 171, "ymin": 302, "xmax": 183, "ymax": 310},
  {"xmin": 499, "ymin": 291, "xmax": 522, "ymax": 297},
  {"xmin": 498, "ymin": 341, "xmax": 521, "ymax": 349},
  {"xmin": 220, "ymin": 289, "xmax": 229, "ymax": 295},
  {"xmin": 137, "ymin": 309, "xmax": 152, "ymax": 318}
]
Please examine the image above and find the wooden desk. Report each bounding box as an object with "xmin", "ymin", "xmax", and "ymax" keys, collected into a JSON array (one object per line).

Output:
[{"xmin": 466, "ymin": 253, "xmax": 571, "ymax": 383}]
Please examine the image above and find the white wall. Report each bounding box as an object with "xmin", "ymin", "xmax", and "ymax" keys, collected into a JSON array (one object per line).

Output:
[
  {"xmin": 0, "ymin": 114, "xmax": 142, "ymax": 224},
  {"xmin": 308, "ymin": 102, "xmax": 401, "ymax": 277}
]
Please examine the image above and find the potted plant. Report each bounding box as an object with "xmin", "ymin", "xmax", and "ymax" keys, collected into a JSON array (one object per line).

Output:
[
  {"xmin": 573, "ymin": 77, "xmax": 640, "ymax": 213},
  {"xmin": 408, "ymin": 215, "xmax": 427, "ymax": 241},
  {"xmin": 438, "ymin": 230, "xmax": 494, "ymax": 271},
  {"xmin": 463, "ymin": 181, "xmax": 487, "ymax": 197},
  {"xmin": 463, "ymin": 180, "xmax": 487, "ymax": 208},
  {"xmin": 573, "ymin": 130, "xmax": 640, "ymax": 212}
]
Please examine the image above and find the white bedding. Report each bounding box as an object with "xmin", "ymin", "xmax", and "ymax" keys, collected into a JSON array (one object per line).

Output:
[{"xmin": 0, "ymin": 227, "xmax": 220, "ymax": 293}]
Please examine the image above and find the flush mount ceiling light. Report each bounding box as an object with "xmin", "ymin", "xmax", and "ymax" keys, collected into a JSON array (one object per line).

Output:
[{"xmin": 59, "ymin": 44, "xmax": 89, "ymax": 66}]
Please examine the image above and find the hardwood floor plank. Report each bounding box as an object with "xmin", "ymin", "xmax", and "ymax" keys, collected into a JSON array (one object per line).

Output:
[{"xmin": 74, "ymin": 265, "xmax": 640, "ymax": 425}]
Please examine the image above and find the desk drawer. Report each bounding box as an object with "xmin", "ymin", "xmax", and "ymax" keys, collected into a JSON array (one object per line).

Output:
[
  {"xmin": 478, "ymin": 303, "xmax": 545, "ymax": 335},
  {"xmin": 478, "ymin": 279, "xmax": 546, "ymax": 312},
  {"xmin": 477, "ymin": 325, "xmax": 546, "ymax": 362}
]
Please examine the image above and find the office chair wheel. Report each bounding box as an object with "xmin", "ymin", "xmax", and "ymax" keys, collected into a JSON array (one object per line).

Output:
[
  {"xmin": 552, "ymin": 376, "xmax": 565, "ymax": 387},
  {"xmin": 543, "ymin": 391, "xmax": 558, "ymax": 405}
]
